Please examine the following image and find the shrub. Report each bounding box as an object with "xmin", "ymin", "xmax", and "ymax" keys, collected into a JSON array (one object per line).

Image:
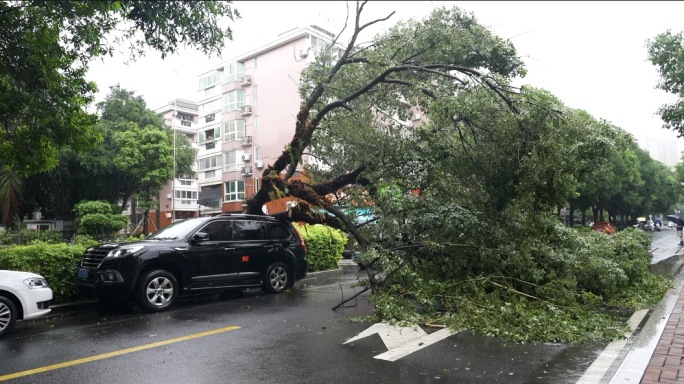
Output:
[
  {"xmin": 0, "ymin": 242, "xmax": 86, "ymax": 303},
  {"xmin": 293, "ymin": 222, "xmax": 346, "ymax": 271},
  {"xmin": 74, "ymin": 200, "xmax": 128, "ymax": 240}
]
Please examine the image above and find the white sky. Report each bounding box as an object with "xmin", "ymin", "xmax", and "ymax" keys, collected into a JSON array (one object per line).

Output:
[{"xmin": 86, "ymin": 1, "xmax": 684, "ymax": 152}]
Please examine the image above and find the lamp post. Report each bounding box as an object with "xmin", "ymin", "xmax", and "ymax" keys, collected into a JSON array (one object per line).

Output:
[{"xmin": 172, "ymin": 99, "xmax": 177, "ymax": 223}]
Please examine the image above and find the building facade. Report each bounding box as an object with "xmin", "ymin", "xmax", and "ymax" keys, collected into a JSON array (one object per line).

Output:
[
  {"xmin": 194, "ymin": 25, "xmax": 335, "ymax": 216},
  {"xmin": 153, "ymin": 99, "xmax": 200, "ymax": 228}
]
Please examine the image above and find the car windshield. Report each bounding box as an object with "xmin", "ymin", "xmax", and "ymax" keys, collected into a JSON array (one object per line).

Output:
[{"xmin": 147, "ymin": 219, "xmax": 206, "ymax": 240}]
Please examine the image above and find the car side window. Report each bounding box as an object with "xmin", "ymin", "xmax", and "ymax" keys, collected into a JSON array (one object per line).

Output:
[
  {"xmin": 200, "ymin": 221, "xmax": 233, "ymax": 241},
  {"xmin": 234, "ymin": 220, "xmax": 264, "ymax": 241},
  {"xmin": 265, "ymin": 223, "xmax": 289, "ymax": 240}
]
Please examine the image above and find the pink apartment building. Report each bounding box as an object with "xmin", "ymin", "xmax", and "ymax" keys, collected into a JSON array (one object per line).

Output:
[{"xmin": 194, "ymin": 25, "xmax": 334, "ymax": 217}]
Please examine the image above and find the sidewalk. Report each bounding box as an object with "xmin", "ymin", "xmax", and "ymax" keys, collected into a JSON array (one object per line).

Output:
[{"xmin": 590, "ymin": 242, "xmax": 684, "ymax": 383}]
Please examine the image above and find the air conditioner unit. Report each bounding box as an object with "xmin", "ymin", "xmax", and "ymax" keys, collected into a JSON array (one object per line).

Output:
[
  {"xmin": 240, "ymin": 105, "xmax": 252, "ymax": 116},
  {"xmin": 241, "ymin": 166, "xmax": 253, "ymax": 176},
  {"xmin": 254, "ymin": 160, "xmax": 264, "ymax": 169},
  {"xmin": 299, "ymin": 49, "xmax": 308, "ymax": 58},
  {"xmin": 240, "ymin": 75, "xmax": 252, "ymax": 86},
  {"xmin": 165, "ymin": 212, "xmax": 172, "ymax": 218},
  {"xmin": 166, "ymin": 194, "xmax": 172, "ymax": 200},
  {"xmin": 411, "ymin": 113, "xmax": 421, "ymax": 121},
  {"xmin": 242, "ymin": 154, "xmax": 251, "ymax": 161},
  {"xmin": 241, "ymin": 136, "xmax": 252, "ymax": 146}
]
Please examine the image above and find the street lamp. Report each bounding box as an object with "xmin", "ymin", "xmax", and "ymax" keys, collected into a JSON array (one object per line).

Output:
[{"xmin": 172, "ymin": 99, "xmax": 177, "ymax": 223}]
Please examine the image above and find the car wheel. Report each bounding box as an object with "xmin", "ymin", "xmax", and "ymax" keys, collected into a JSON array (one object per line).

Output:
[
  {"xmin": 261, "ymin": 262, "xmax": 290, "ymax": 293},
  {"xmin": 136, "ymin": 270, "xmax": 178, "ymax": 312},
  {"xmin": 0, "ymin": 295, "xmax": 18, "ymax": 338}
]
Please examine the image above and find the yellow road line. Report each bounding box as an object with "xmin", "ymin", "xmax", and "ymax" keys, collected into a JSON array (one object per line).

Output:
[{"xmin": 0, "ymin": 325, "xmax": 241, "ymax": 382}]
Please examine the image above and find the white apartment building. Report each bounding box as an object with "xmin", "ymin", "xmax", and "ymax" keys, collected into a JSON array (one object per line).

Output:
[
  {"xmin": 154, "ymin": 99, "xmax": 200, "ymax": 227},
  {"xmin": 194, "ymin": 25, "xmax": 335, "ymax": 216}
]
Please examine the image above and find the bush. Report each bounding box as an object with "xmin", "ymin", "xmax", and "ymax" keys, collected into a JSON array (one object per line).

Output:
[
  {"xmin": 0, "ymin": 242, "xmax": 86, "ymax": 303},
  {"xmin": 293, "ymin": 222, "xmax": 346, "ymax": 271},
  {"xmin": 74, "ymin": 200, "xmax": 128, "ymax": 240}
]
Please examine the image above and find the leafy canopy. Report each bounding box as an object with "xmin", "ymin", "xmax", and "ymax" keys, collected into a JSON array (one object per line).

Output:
[{"xmin": 0, "ymin": 1, "xmax": 238, "ymax": 175}]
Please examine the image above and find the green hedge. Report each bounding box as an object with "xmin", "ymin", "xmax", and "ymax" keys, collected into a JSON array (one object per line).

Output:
[
  {"xmin": 0, "ymin": 242, "xmax": 87, "ymax": 303},
  {"xmin": 293, "ymin": 223, "xmax": 346, "ymax": 272}
]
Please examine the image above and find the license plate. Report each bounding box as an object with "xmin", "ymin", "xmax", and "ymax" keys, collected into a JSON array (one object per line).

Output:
[{"xmin": 77, "ymin": 268, "xmax": 89, "ymax": 280}]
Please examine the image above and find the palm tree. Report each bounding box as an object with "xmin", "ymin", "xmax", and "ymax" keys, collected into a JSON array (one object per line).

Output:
[{"xmin": 0, "ymin": 166, "xmax": 23, "ymax": 230}]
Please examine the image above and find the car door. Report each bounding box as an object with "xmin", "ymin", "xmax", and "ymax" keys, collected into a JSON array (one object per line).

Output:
[
  {"xmin": 186, "ymin": 220, "xmax": 241, "ymax": 289},
  {"xmin": 231, "ymin": 220, "xmax": 270, "ymax": 282}
]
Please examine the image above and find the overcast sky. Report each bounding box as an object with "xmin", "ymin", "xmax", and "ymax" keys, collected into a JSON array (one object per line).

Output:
[{"xmin": 86, "ymin": 1, "xmax": 684, "ymax": 151}]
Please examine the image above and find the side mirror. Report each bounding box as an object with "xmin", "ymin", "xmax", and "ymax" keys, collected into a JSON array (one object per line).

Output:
[{"xmin": 191, "ymin": 231, "xmax": 210, "ymax": 244}]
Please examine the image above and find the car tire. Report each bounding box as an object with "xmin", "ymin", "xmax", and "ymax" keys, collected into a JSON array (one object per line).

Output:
[
  {"xmin": 0, "ymin": 295, "xmax": 18, "ymax": 338},
  {"xmin": 136, "ymin": 270, "xmax": 178, "ymax": 312},
  {"xmin": 261, "ymin": 262, "xmax": 290, "ymax": 294}
]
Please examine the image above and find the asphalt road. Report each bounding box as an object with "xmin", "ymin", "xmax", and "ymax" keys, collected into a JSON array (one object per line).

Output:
[{"xmin": 0, "ymin": 229, "xmax": 678, "ymax": 384}]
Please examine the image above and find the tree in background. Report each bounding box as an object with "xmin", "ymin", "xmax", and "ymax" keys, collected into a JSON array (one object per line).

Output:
[
  {"xmin": 0, "ymin": 1, "xmax": 237, "ymax": 226},
  {"xmin": 647, "ymin": 30, "xmax": 684, "ymax": 136},
  {"xmin": 20, "ymin": 86, "xmax": 196, "ymax": 226}
]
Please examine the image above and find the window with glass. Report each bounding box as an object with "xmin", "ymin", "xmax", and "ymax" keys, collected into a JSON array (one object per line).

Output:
[
  {"xmin": 224, "ymin": 120, "xmax": 245, "ymax": 141},
  {"xmin": 311, "ymin": 35, "xmax": 329, "ymax": 51},
  {"xmin": 198, "ymin": 155, "xmax": 222, "ymax": 171},
  {"xmin": 199, "ymin": 126, "xmax": 221, "ymax": 143},
  {"xmin": 225, "ymin": 180, "xmax": 245, "ymax": 202},
  {"xmin": 198, "ymin": 72, "xmax": 220, "ymax": 90},
  {"xmin": 224, "ymin": 150, "xmax": 240, "ymax": 172},
  {"xmin": 224, "ymin": 61, "xmax": 245, "ymax": 82},
  {"xmin": 254, "ymin": 115, "xmax": 259, "ymax": 131},
  {"xmin": 223, "ymin": 90, "xmax": 245, "ymax": 112}
]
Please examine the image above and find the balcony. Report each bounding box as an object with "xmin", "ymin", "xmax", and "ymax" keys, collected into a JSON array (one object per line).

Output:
[{"xmin": 240, "ymin": 75, "xmax": 252, "ymax": 87}]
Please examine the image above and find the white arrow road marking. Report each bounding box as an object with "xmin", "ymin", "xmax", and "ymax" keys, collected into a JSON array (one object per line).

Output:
[
  {"xmin": 373, "ymin": 328, "xmax": 454, "ymax": 361},
  {"xmin": 344, "ymin": 323, "xmax": 454, "ymax": 361}
]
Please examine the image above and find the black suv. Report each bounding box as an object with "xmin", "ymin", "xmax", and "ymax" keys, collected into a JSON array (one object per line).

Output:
[{"xmin": 77, "ymin": 214, "xmax": 307, "ymax": 312}]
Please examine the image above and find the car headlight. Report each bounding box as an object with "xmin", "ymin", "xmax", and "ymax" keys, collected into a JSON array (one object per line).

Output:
[
  {"xmin": 24, "ymin": 277, "xmax": 49, "ymax": 289},
  {"xmin": 106, "ymin": 245, "xmax": 145, "ymax": 259}
]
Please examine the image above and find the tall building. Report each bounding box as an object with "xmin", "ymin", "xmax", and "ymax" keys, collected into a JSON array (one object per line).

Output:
[
  {"xmin": 194, "ymin": 25, "xmax": 335, "ymax": 215},
  {"xmin": 154, "ymin": 99, "xmax": 200, "ymax": 227}
]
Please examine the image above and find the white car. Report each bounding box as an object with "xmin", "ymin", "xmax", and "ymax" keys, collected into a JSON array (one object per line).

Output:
[{"xmin": 0, "ymin": 270, "xmax": 53, "ymax": 338}]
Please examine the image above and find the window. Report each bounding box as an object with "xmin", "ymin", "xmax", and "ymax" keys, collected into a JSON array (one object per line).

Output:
[
  {"xmin": 199, "ymin": 126, "xmax": 221, "ymax": 143},
  {"xmin": 253, "ymin": 56, "xmax": 258, "ymax": 70},
  {"xmin": 311, "ymin": 35, "xmax": 329, "ymax": 51},
  {"xmin": 200, "ymin": 221, "xmax": 233, "ymax": 241},
  {"xmin": 224, "ymin": 120, "xmax": 245, "ymax": 141},
  {"xmin": 224, "ymin": 150, "xmax": 244, "ymax": 172},
  {"xmin": 200, "ymin": 98, "xmax": 221, "ymax": 116},
  {"xmin": 265, "ymin": 223, "xmax": 289, "ymax": 240},
  {"xmin": 225, "ymin": 180, "xmax": 245, "ymax": 202},
  {"xmin": 205, "ymin": 113, "xmax": 215, "ymax": 123},
  {"xmin": 234, "ymin": 220, "xmax": 263, "ymax": 240},
  {"xmin": 224, "ymin": 61, "xmax": 245, "ymax": 82},
  {"xmin": 253, "ymin": 85, "xmax": 258, "ymax": 100},
  {"xmin": 254, "ymin": 115, "xmax": 259, "ymax": 131},
  {"xmin": 198, "ymin": 155, "xmax": 222, "ymax": 171},
  {"xmin": 198, "ymin": 72, "xmax": 220, "ymax": 90},
  {"xmin": 223, "ymin": 90, "xmax": 245, "ymax": 112}
]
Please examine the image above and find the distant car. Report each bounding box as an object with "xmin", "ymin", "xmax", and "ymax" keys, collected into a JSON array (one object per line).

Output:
[
  {"xmin": 0, "ymin": 270, "xmax": 53, "ymax": 338},
  {"xmin": 592, "ymin": 221, "xmax": 616, "ymax": 235},
  {"xmin": 77, "ymin": 214, "xmax": 308, "ymax": 312}
]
